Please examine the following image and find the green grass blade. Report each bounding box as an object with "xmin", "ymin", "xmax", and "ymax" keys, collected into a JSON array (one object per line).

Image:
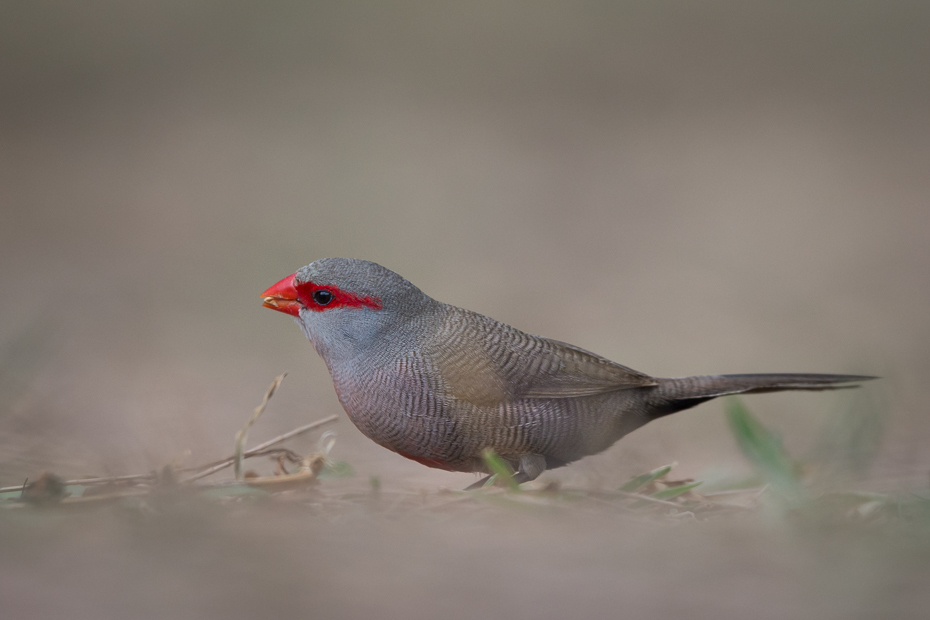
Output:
[
  {"xmin": 481, "ymin": 448, "xmax": 520, "ymax": 492},
  {"xmin": 725, "ymin": 397, "xmax": 802, "ymax": 503},
  {"xmin": 619, "ymin": 463, "xmax": 675, "ymax": 493},
  {"xmin": 651, "ymin": 480, "xmax": 702, "ymax": 500}
]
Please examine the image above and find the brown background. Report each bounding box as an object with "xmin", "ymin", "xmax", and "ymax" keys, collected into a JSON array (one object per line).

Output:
[{"xmin": 1, "ymin": 2, "xmax": 928, "ymax": 618}]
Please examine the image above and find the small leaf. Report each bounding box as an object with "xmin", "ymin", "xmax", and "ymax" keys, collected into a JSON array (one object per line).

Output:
[
  {"xmin": 620, "ymin": 463, "xmax": 675, "ymax": 493},
  {"xmin": 651, "ymin": 480, "xmax": 703, "ymax": 501},
  {"xmin": 481, "ymin": 448, "xmax": 520, "ymax": 492}
]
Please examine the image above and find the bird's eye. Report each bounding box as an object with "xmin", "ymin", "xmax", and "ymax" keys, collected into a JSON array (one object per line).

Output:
[{"xmin": 312, "ymin": 290, "xmax": 333, "ymax": 306}]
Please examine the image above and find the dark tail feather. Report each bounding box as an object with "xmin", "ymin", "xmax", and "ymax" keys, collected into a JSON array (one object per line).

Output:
[{"xmin": 647, "ymin": 373, "xmax": 876, "ymax": 420}]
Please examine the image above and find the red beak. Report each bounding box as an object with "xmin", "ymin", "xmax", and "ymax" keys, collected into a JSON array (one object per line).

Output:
[{"xmin": 261, "ymin": 273, "xmax": 302, "ymax": 317}]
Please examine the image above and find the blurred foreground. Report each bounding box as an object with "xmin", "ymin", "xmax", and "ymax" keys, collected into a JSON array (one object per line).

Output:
[
  {"xmin": 3, "ymin": 393, "xmax": 927, "ymax": 619},
  {"xmin": 3, "ymin": 472, "xmax": 929, "ymax": 620}
]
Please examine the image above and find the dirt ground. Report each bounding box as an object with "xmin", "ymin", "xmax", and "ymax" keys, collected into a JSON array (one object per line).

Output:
[
  {"xmin": 2, "ymin": 2, "xmax": 929, "ymax": 618},
  {"xmin": 2, "ymin": 482, "xmax": 929, "ymax": 620}
]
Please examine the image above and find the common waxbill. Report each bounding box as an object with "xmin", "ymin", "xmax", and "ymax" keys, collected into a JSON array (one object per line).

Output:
[{"xmin": 261, "ymin": 258, "xmax": 871, "ymax": 486}]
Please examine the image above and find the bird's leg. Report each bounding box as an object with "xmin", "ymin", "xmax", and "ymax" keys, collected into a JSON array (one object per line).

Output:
[
  {"xmin": 518, "ymin": 454, "xmax": 546, "ymax": 482},
  {"xmin": 464, "ymin": 475, "xmax": 493, "ymax": 491},
  {"xmin": 463, "ymin": 454, "xmax": 547, "ymax": 490}
]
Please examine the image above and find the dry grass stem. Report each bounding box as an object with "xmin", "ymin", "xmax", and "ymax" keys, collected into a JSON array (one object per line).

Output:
[{"xmin": 0, "ymin": 375, "xmax": 340, "ymax": 499}]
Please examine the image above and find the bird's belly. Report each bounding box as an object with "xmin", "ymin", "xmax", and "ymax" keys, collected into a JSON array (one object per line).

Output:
[{"xmin": 330, "ymin": 364, "xmax": 644, "ymax": 473}]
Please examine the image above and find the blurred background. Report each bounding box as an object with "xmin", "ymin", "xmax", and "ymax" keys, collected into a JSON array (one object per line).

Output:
[{"xmin": 1, "ymin": 2, "xmax": 928, "ymax": 618}]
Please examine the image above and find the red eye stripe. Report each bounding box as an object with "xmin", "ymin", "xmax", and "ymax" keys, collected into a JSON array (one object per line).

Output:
[{"xmin": 293, "ymin": 281, "xmax": 382, "ymax": 312}]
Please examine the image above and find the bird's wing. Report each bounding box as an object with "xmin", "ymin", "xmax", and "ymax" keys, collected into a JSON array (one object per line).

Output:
[
  {"xmin": 521, "ymin": 337, "xmax": 658, "ymax": 398},
  {"xmin": 426, "ymin": 307, "xmax": 656, "ymax": 407}
]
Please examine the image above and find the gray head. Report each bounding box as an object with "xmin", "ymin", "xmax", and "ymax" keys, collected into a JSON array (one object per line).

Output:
[{"xmin": 261, "ymin": 258, "xmax": 435, "ymax": 362}]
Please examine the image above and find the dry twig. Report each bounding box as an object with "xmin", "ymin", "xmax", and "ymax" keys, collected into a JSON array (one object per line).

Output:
[{"xmin": 0, "ymin": 374, "xmax": 339, "ymax": 494}]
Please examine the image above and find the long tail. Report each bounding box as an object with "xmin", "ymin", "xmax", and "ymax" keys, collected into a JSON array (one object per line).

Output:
[{"xmin": 646, "ymin": 373, "xmax": 876, "ymax": 420}]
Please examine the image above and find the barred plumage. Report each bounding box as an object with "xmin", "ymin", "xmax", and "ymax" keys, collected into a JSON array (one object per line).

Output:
[{"xmin": 262, "ymin": 258, "xmax": 875, "ymax": 485}]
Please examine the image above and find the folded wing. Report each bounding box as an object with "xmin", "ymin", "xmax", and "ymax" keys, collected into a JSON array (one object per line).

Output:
[{"xmin": 426, "ymin": 307, "xmax": 656, "ymax": 407}]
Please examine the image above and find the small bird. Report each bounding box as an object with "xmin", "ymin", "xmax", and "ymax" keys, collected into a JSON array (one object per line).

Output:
[{"xmin": 261, "ymin": 258, "xmax": 871, "ymax": 487}]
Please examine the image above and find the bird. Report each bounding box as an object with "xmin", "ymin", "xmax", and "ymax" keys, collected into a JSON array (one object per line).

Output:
[{"xmin": 261, "ymin": 258, "xmax": 872, "ymax": 488}]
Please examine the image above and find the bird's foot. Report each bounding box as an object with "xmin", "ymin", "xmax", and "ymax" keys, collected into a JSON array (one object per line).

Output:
[{"xmin": 463, "ymin": 454, "xmax": 546, "ymax": 490}]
